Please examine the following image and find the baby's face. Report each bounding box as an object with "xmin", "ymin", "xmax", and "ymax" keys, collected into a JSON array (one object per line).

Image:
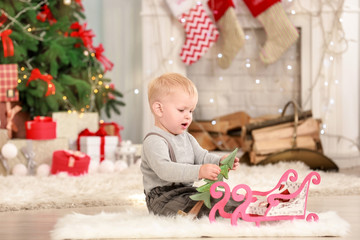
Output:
[{"xmin": 157, "ymin": 89, "xmax": 197, "ymax": 135}]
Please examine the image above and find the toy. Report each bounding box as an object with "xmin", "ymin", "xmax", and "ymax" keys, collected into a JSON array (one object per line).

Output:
[{"xmin": 209, "ymin": 169, "xmax": 321, "ymax": 226}]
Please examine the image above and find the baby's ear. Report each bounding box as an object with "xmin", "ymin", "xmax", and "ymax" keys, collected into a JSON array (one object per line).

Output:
[{"xmin": 152, "ymin": 102, "xmax": 163, "ymax": 117}]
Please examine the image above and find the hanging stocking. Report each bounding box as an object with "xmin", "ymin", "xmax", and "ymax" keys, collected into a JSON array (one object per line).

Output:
[
  {"xmin": 208, "ymin": 0, "xmax": 244, "ymax": 69},
  {"xmin": 244, "ymin": 0, "xmax": 299, "ymax": 64},
  {"xmin": 166, "ymin": 0, "xmax": 219, "ymax": 65}
]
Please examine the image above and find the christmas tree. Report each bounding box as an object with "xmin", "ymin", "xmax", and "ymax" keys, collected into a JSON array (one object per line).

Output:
[{"xmin": 0, "ymin": 0, "xmax": 124, "ymax": 118}]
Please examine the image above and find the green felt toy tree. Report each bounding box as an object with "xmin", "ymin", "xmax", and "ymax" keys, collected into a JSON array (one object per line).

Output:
[
  {"xmin": 190, "ymin": 148, "xmax": 238, "ymax": 208},
  {"xmin": 0, "ymin": 0, "xmax": 124, "ymax": 118}
]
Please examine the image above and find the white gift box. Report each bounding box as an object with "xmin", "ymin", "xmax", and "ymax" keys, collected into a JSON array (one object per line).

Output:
[{"xmin": 80, "ymin": 136, "xmax": 118, "ymax": 162}]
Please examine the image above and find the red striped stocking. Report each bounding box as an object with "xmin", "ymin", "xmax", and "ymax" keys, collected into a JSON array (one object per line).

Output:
[{"xmin": 167, "ymin": 0, "xmax": 219, "ymax": 65}]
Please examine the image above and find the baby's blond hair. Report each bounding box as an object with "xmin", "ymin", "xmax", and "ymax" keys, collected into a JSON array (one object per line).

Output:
[{"xmin": 148, "ymin": 72, "xmax": 198, "ymax": 106}]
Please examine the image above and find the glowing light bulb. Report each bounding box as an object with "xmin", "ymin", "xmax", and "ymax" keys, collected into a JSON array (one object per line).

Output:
[
  {"xmin": 211, "ymin": 120, "xmax": 216, "ymax": 125},
  {"xmin": 170, "ymin": 37, "xmax": 175, "ymax": 42},
  {"xmin": 63, "ymin": 96, "xmax": 67, "ymax": 100},
  {"xmin": 134, "ymin": 89, "xmax": 140, "ymax": 94},
  {"xmin": 168, "ymin": 60, "xmax": 173, "ymax": 65},
  {"xmin": 255, "ymin": 79, "xmax": 260, "ymax": 84},
  {"xmin": 64, "ymin": 0, "xmax": 71, "ymax": 5},
  {"xmin": 217, "ymin": 53, "xmax": 223, "ymax": 58},
  {"xmin": 287, "ymin": 65, "xmax": 292, "ymax": 70},
  {"xmin": 209, "ymin": 98, "xmax": 214, "ymax": 103},
  {"xmin": 291, "ymin": 10, "xmax": 296, "ymax": 14}
]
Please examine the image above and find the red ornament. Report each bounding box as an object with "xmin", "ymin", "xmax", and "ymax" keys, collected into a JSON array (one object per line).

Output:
[
  {"xmin": 36, "ymin": 5, "xmax": 57, "ymax": 25},
  {"xmin": 26, "ymin": 68, "xmax": 56, "ymax": 97},
  {"xmin": 70, "ymin": 22, "xmax": 95, "ymax": 49},
  {"xmin": 94, "ymin": 44, "xmax": 114, "ymax": 72}
]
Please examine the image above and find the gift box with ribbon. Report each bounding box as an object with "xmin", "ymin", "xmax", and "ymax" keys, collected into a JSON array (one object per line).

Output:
[
  {"xmin": 25, "ymin": 116, "xmax": 56, "ymax": 140},
  {"xmin": 51, "ymin": 150, "xmax": 90, "ymax": 176},
  {"xmin": 77, "ymin": 127, "xmax": 118, "ymax": 162},
  {"xmin": 0, "ymin": 64, "xmax": 18, "ymax": 102}
]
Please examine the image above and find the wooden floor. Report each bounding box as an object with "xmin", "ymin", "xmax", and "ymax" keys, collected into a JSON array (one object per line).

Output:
[{"xmin": 0, "ymin": 167, "xmax": 359, "ymax": 240}]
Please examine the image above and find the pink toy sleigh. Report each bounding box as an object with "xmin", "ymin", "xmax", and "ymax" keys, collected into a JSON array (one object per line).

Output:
[{"xmin": 208, "ymin": 169, "xmax": 321, "ymax": 226}]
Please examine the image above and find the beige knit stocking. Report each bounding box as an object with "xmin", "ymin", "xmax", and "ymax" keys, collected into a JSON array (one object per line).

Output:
[
  {"xmin": 257, "ymin": 2, "xmax": 299, "ymax": 64},
  {"xmin": 216, "ymin": 7, "xmax": 244, "ymax": 69}
]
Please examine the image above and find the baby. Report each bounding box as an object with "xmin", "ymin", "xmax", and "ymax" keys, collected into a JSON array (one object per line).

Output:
[{"xmin": 141, "ymin": 72, "xmax": 239, "ymax": 217}]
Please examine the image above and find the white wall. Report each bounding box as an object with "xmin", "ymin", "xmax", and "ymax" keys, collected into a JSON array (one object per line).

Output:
[
  {"xmin": 141, "ymin": 0, "xmax": 360, "ymax": 167},
  {"xmin": 83, "ymin": 0, "xmax": 143, "ymax": 144}
]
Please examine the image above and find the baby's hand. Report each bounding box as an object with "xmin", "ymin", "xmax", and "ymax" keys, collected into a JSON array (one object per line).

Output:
[
  {"xmin": 232, "ymin": 157, "xmax": 240, "ymax": 170},
  {"xmin": 220, "ymin": 155, "xmax": 240, "ymax": 170},
  {"xmin": 199, "ymin": 164, "xmax": 221, "ymax": 180}
]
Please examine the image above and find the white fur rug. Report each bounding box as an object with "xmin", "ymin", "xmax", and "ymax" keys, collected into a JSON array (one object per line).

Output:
[
  {"xmin": 51, "ymin": 209, "xmax": 349, "ymax": 239},
  {"xmin": 1, "ymin": 161, "xmax": 360, "ymax": 211}
]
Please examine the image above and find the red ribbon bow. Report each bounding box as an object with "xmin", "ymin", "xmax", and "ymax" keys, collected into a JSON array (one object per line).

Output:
[
  {"xmin": 70, "ymin": 22, "xmax": 95, "ymax": 49},
  {"xmin": 75, "ymin": 0, "xmax": 84, "ymax": 11},
  {"xmin": 26, "ymin": 68, "xmax": 56, "ymax": 97},
  {"xmin": 0, "ymin": 12, "xmax": 7, "ymax": 26},
  {"xmin": 36, "ymin": 5, "xmax": 57, "ymax": 25},
  {"xmin": 77, "ymin": 127, "xmax": 108, "ymax": 161},
  {"xmin": 0, "ymin": 29, "xmax": 14, "ymax": 57},
  {"xmin": 94, "ymin": 44, "xmax": 114, "ymax": 72}
]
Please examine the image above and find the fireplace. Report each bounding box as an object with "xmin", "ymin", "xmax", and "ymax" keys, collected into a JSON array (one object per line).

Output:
[{"xmin": 141, "ymin": 0, "xmax": 359, "ymax": 168}]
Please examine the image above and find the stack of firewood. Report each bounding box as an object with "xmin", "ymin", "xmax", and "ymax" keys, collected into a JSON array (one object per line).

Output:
[
  {"xmin": 240, "ymin": 109, "xmax": 322, "ymax": 164},
  {"xmin": 188, "ymin": 112, "xmax": 251, "ymax": 151}
]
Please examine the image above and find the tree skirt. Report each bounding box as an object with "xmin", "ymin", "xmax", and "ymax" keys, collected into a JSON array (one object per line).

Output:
[
  {"xmin": 51, "ymin": 209, "xmax": 349, "ymax": 239},
  {"xmin": 1, "ymin": 161, "xmax": 360, "ymax": 212}
]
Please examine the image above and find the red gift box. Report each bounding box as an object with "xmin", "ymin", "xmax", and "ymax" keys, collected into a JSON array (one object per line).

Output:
[
  {"xmin": 0, "ymin": 64, "xmax": 19, "ymax": 102},
  {"xmin": 26, "ymin": 116, "xmax": 56, "ymax": 140},
  {"xmin": 51, "ymin": 150, "xmax": 90, "ymax": 176}
]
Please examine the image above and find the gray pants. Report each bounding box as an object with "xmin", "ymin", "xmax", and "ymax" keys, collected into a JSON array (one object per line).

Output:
[{"xmin": 145, "ymin": 184, "xmax": 241, "ymax": 218}]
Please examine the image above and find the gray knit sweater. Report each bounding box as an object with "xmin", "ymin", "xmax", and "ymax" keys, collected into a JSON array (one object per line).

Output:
[{"xmin": 141, "ymin": 126, "xmax": 221, "ymax": 194}]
